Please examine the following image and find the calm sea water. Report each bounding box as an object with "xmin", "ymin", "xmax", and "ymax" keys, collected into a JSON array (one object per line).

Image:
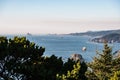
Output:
[{"xmin": 5, "ymin": 34, "xmax": 120, "ymax": 62}]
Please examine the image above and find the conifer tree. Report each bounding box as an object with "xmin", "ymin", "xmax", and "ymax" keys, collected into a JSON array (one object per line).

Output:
[
  {"xmin": 112, "ymin": 57, "xmax": 120, "ymax": 72},
  {"xmin": 88, "ymin": 43, "xmax": 113, "ymax": 80}
]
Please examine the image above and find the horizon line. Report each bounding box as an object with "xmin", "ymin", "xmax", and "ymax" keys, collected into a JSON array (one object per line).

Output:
[{"xmin": 0, "ymin": 29, "xmax": 120, "ymax": 35}]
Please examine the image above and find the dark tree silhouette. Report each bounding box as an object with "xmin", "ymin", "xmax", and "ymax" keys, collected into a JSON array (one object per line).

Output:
[
  {"xmin": 0, "ymin": 36, "xmax": 88, "ymax": 80},
  {"xmin": 0, "ymin": 36, "xmax": 45, "ymax": 80}
]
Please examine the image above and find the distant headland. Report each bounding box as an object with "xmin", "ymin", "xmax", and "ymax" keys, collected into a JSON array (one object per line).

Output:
[
  {"xmin": 68, "ymin": 29, "xmax": 120, "ymax": 43},
  {"xmin": 27, "ymin": 33, "xmax": 32, "ymax": 36}
]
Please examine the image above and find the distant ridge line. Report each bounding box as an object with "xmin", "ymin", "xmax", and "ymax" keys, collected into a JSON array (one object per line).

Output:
[{"xmin": 68, "ymin": 29, "xmax": 120, "ymax": 37}]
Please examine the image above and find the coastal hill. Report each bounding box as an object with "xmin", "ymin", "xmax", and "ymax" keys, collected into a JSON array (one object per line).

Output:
[
  {"xmin": 69, "ymin": 29, "xmax": 120, "ymax": 37},
  {"xmin": 91, "ymin": 33, "xmax": 120, "ymax": 43},
  {"xmin": 69, "ymin": 29, "xmax": 120, "ymax": 43}
]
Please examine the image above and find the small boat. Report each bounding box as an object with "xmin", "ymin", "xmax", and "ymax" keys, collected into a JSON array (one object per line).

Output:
[{"xmin": 82, "ymin": 47, "xmax": 87, "ymax": 51}]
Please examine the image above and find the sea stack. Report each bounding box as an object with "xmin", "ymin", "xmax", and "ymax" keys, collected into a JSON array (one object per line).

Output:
[{"xmin": 70, "ymin": 54, "xmax": 84, "ymax": 63}]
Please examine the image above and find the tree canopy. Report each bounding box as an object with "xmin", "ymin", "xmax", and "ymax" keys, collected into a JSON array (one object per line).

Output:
[
  {"xmin": 0, "ymin": 36, "xmax": 87, "ymax": 80},
  {"xmin": 0, "ymin": 36, "xmax": 45, "ymax": 80},
  {"xmin": 87, "ymin": 43, "xmax": 120, "ymax": 80},
  {"xmin": 1, "ymin": 36, "xmax": 120, "ymax": 80}
]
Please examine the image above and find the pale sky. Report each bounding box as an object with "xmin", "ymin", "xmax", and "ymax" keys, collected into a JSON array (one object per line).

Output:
[{"xmin": 0, "ymin": 0, "xmax": 120, "ymax": 34}]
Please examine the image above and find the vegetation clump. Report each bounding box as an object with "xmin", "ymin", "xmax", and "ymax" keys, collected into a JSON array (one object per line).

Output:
[
  {"xmin": 86, "ymin": 43, "xmax": 120, "ymax": 80},
  {"xmin": 0, "ymin": 36, "xmax": 87, "ymax": 80},
  {"xmin": 0, "ymin": 36, "xmax": 120, "ymax": 80}
]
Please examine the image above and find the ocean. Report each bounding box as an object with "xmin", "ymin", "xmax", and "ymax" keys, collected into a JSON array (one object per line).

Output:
[{"xmin": 5, "ymin": 34, "xmax": 120, "ymax": 62}]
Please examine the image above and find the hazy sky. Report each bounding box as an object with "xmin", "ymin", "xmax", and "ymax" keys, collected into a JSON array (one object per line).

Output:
[{"xmin": 0, "ymin": 0, "xmax": 120, "ymax": 34}]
